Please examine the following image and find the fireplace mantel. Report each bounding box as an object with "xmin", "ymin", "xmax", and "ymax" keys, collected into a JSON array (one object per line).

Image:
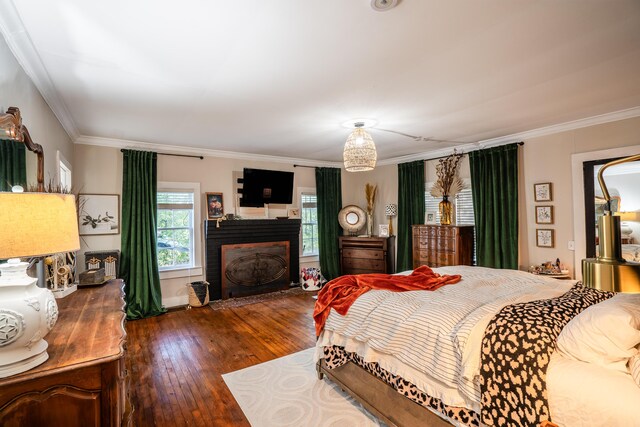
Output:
[{"xmin": 205, "ymin": 219, "xmax": 301, "ymax": 299}]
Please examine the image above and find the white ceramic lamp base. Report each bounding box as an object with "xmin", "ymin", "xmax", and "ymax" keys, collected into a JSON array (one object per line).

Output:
[{"xmin": 0, "ymin": 259, "xmax": 58, "ymax": 378}]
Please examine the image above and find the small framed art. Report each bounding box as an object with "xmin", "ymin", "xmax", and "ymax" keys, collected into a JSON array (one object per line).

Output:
[
  {"xmin": 536, "ymin": 229, "xmax": 554, "ymax": 248},
  {"xmin": 206, "ymin": 193, "xmax": 224, "ymax": 219},
  {"xmin": 378, "ymin": 224, "xmax": 390, "ymax": 237},
  {"xmin": 534, "ymin": 183, "xmax": 553, "ymax": 202},
  {"xmin": 535, "ymin": 205, "xmax": 554, "ymax": 224},
  {"xmin": 425, "ymin": 211, "xmax": 437, "ymax": 224},
  {"xmin": 78, "ymin": 194, "xmax": 120, "ymax": 235}
]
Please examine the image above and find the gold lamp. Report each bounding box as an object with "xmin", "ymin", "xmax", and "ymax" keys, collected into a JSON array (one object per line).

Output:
[
  {"xmin": 0, "ymin": 192, "xmax": 80, "ymax": 377},
  {"xmin": 582, "ymin": 154, "xmax": 640, "ymax": 292}
]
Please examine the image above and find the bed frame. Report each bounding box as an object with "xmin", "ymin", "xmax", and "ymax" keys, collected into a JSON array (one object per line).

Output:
[
  {"xmin": 316, "ymin": 357, "xmax": 452, "ymax": 427},
  {"xmin": 317, "ymin": 357, "xmax": 560, "ymax": 427}
]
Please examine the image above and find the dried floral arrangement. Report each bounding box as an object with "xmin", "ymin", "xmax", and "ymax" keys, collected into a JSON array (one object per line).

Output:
[
  {"xmin": 430, "ymin": 151, "xmax": 465, "ymax": 198},
  {"xmin": 365, "ymin": 183, "xmax": 377, "ymax": 214}
]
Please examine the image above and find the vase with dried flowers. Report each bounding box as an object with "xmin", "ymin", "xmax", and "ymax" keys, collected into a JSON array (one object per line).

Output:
[
  {"xmin": 365, "ymin": 183, "xmax": 377, "ymax": 236},
  {"xmin": 430, "ymin": 151, "xmax": 464, "ymax": 225}
]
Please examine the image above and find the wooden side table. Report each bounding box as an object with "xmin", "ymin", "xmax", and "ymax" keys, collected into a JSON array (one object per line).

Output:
[
  {"xmin": 339, "ymin": 236, "xmax": 395, "ymax": 275},
  {"xmin": 0, "ymin": 280, "xmax": 129, "ymax": 427}
]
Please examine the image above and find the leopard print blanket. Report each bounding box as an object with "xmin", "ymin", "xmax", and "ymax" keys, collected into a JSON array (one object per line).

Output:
[{"xmin": 479, "ymin": 283, "xmax": 614, "ymax": 427}]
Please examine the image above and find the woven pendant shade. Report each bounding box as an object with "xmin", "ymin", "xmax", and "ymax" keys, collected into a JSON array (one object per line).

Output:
[{"xmin": 343, "ymin": 127, "xmax": 377, "ymax": 172}]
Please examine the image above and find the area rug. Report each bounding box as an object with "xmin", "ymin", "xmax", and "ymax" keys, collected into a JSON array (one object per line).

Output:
[{"xmin": 222, "ymin": 348, "xmax": 385, "ymax": 427}]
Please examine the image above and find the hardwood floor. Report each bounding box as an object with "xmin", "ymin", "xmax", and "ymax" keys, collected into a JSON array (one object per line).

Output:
[{"xmin": 125, "ymin": 291, "xmax": 318, "ymax": 426}]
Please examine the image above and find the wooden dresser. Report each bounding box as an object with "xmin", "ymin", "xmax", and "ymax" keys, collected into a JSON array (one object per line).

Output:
[
  {"xmin": 339, "ymin": 236, "xmax": 395, "ymax": 275},
  {"xmin": 412, "ymin": 225, "xmax": 474, "ymax": 268},
  {"xmin": 0, "ymin": 280, "xmax": 130, "ymax": 427}
]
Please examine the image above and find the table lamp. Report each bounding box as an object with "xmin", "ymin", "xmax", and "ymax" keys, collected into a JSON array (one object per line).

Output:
[
  {"xmin": 582, "ymin": 154, "xmax": 640, "ymax": 292},
  {"xmin": 0, "ymin": 192, "xmax": 80, "ymax": 378},
  {"xmin": 385, "ymin": 204, "xmax": 397, "ymax": 236}
]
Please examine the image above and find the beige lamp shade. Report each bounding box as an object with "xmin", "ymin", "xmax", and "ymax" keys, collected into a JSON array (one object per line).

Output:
[
  {"xmin": 0, "ymin": 192, "xmax": 80, "ymax": 259},
  {"xmin": 343, "ymin": 127, "xmax": 377, "ymax": 172}
]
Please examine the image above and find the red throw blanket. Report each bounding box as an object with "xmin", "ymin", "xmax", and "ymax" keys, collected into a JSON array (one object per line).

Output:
[{"xmin": 313, "ymin": 265, "xmax": 462, "ymax": 336}]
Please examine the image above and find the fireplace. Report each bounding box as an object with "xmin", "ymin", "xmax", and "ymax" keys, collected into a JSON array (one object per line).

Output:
[
  {"xmin": 205, "ymin": 219, "xmax": 301, "ymax": 299},
  {"xmin": 221, "ymin": 241, "xmax": 290, "ymax": 298}
]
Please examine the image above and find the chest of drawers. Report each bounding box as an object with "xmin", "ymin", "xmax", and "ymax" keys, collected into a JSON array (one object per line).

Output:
[
  {"xmin": 412, "ymin": 225, "xmax": 474, "ymax": 268},
  {"xmin": 339, "ymin": 236, "xmax": 395, "ymax": 275}
]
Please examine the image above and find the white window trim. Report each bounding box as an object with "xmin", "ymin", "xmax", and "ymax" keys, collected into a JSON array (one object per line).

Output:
[
  {"xmin": 56, "ymin": 150, "xmax": 72, "ymax": 190},
  {"xmin": 157, "ymin": 181, "xmax": 203, "ymax": 279},
  {"xmin": 297, "ymin": 186, "xmax": 319, "ymax": 262}
]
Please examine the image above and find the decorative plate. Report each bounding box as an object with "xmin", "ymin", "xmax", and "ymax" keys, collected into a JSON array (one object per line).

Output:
[{"xmin": 338, "ymin": 205, "xmax": 366, "ymax": 234}]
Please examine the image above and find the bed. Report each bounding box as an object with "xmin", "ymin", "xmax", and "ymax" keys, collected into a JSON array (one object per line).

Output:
[{"xmin": 314, "ymin": 266, "xmax": 640, "ymax": 427}]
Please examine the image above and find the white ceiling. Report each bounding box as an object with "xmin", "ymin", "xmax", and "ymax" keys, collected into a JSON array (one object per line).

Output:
[{"xmin": 2, "ymin": 0, "xmax": 640, "ymax": 164}]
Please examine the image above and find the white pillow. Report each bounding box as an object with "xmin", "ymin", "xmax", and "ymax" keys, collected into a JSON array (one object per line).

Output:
[{"xmin": 556, "ymin": 294, "xmax": 640, "ymax": 373}]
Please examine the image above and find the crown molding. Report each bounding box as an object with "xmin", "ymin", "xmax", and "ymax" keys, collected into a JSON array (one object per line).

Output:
[
  {"xmin": 0, "ymin": 0, "xmax": 79, "ymax": 139},
  {"xmin": 379, "ymin": 106, "xmax": 640, "ymax": 165},
  {"xmin": 74, "ymin": 135, "xmax": 343, "ymax": 168}
]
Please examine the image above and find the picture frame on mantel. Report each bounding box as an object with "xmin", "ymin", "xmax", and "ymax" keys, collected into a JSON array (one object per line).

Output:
[
  {"xmin": 206, "ymin": 192, "xmax": 224, "ymax": 219},
  {"xmin": 78, "ymin": 194, "xmax": 120, "ymax": 236}
]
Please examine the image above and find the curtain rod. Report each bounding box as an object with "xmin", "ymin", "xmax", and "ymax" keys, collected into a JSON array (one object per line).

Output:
[
  {"xmin": 293, "ymin": 164, "xmax": 315, "ymax": 168},
  {"xmin": 424, "ymin": 141, "xmax": 524, "ymax": 161},
  {"xmin": 120, "ymin": 149, "xmax": 203, "ymax": 159}
]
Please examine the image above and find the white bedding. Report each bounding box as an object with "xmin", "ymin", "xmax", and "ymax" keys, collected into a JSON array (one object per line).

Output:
[
  {"xmin": 622, "ymin": 244, "xmax": 640, "ymax": 262},
  {"xmin": 548, "ymin": 352, "xmax": 640, "ymax": 426},
  {"xmin": 315, "ymin": 266, "xmax": 575, "ymax": 411}
]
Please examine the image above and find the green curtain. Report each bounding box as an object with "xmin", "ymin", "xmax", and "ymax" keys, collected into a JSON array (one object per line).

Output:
[
  {"xmin": 397, "ymin": 160, "xmax": 425, "ymax": 272},
  {"xmin": 469, "ymin": 143, "xmax": 519, "ymax": 269},
  {"xmin": 120, "ymin": 149, "xmax": 166, "ymax": 319},
  {"xmin": 316, "ymin": 167, "xmax": 342, "ymax": 280},
  {"xmin": 0, "ymin": 139, "xmax": 26, "ymax": 191}
]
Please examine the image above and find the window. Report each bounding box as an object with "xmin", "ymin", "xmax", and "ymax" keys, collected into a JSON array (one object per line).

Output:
[
  {"xmin": 425, "ymin": 180, "xmax": 476, "ymax": 263},
  {"xmin": 57, "ymin": 151, "xmax": 72, "ymax": 191},
  {"xmin": 301, "ymin": 192, "xmax": 319, "ymax": 256},
  {"xmin": 157, "ymin": 189, "xmax": 196, "ymax": 270}
]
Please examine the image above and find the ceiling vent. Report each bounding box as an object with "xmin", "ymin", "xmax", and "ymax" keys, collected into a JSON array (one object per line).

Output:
[{"xmin": 371, "ymin": 0, "xmax": 398, "ymax": 12}]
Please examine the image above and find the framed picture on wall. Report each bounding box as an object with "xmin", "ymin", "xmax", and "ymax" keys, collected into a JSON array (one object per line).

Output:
[
  {"xmin": 535, "ymin": 205, "xmax": 554, "ymax": 224},
  {"xmin": 534, "ymin": 183, "xmax": 553, "ymax": 202},
  {"xmin": 206, "ymin": 193, "xmax": 224, "ymax": 219},
  {"xmin": 78, "ymin": 194, "xmax": 120, "ymax": 235},
  {"xmin": 536, "ymin": 228, "xmax": 555, "ymax": 248}
]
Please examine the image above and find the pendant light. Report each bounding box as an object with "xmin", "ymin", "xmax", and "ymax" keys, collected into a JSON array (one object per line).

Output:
[{"xmin": 343, "ymin": 122, "xmax": 377, "ymax": 172}]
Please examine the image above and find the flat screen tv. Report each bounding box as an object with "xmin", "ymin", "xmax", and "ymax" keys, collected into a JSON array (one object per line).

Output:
[{"xmin": 239, "ymin": 168, "xmax": 294, "ymax": 207}]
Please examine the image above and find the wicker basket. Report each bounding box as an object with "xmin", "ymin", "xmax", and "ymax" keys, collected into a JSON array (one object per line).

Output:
[{"xmin": 188, "ymin": 281, "xmax": 210, "ymax": 307}]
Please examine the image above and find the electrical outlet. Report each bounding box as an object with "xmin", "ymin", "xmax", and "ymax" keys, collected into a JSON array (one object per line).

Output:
[{"xmin": 568, "ymin": 240, "xmax": 575, "ymax": 251}]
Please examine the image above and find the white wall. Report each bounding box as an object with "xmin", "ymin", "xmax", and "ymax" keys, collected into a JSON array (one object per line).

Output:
[
  {"xmin": 73, "ymin": 144, "xmax": 319, "ymax": 307},
  {"xmin": 0, "ymin": 34, "xmax": 73, "ymax": 188}
]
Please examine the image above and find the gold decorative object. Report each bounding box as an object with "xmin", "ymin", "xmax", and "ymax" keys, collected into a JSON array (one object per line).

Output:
[
  {"xmin": 0, "ymin": 107, "xmax": 45, "ymax": 192},
  {"xmin": 430, "ymin": 151, "xmax": 464, "ymax": 225},
  {"xmin": 582, "ymin": 154, "xmax": 640, "ymax": 292},
  {"xmin": 439, "ymin": 197, "xmax": 453, "ymax": 225},
  {"xmin": 344, "ymin": 123, "xmax": 377, "ymax": 172}
]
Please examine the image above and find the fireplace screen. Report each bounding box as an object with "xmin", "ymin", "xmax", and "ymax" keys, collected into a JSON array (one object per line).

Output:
[{"xmin": 221, "ymin": 241, "xmax": 290, "ymax": 295}]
